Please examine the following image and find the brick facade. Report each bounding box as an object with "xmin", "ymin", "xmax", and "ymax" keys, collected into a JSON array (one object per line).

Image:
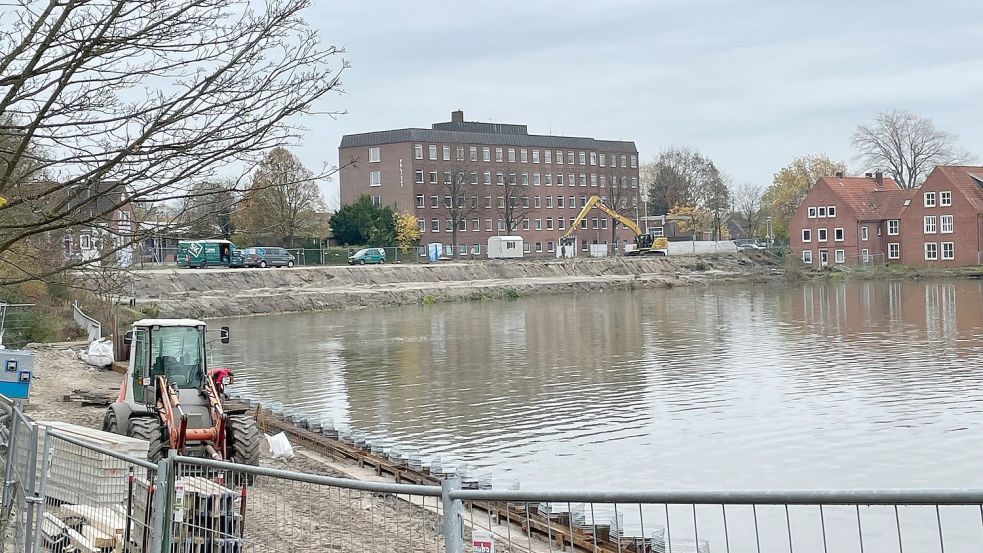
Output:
[{"xmin": 339, "ymin": 111, "xmax": 641, "ymax": 257}]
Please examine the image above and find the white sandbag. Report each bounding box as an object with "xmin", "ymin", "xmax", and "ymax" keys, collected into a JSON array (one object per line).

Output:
[
  {"xmin": 265, "ymin": 432, "xmax": 294, "ymax": 459},
  {"xmin": 83, "ymin": 338, "xmax": 114, "ymax": 368}
]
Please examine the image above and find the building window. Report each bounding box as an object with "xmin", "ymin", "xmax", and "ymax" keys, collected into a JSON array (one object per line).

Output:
[
  {"xmin": 588, "ymin": 174, "xmax": 596, "ymax": 187},
  {"xmin": 428, "ymin": 145, "xmax": 437, "ymax": 160},
  {"xmin": 524, "ymin": 242, "xmax": 531, "ymax": 253},
  {"xmin": 545, "ymin": 196, "xmax": 553, "ymax": 208},
  {"xmin": 557, "ymin": 195, "xmax": 565, "ymax": 208},
  {"xmin": 579, "ymin": 174, "xmax": 587, "ymax": 187},
  {"xmin": 924, "ymin": 242, "xmax": 938, "ymax": 260},
  {"xmin": 544, "ymin": 150, "xmax": 552, "ymax": 164},
  {"xmin": 600, "ymin": 218, "xmax": 608, "ymax": 230},
  {"xmin": 578, "ymin": 152, "xmax": 586, "ymax": 165},
  {"xmin": 532, "ymin": 150, "xmax": 540, "ymax": 164},
  {"xmin": 942, "ymin": 242, "xmax": 954, "ymax": 260},
  {"xmin": 924, "ymin": 192, "xmax": 936, "ymax": 208},
  {"xmin": 495, "ymin": 148, "xmax": 503, "ymax": 162},
  {"xmin": 498, "ymin": 219, "xmax": 506, "ymax": 231},
  {"xmin": 368, "ymin": 147, "xmax": 380, "ymax": 163},
  {"xmin": 496, "ymin": 172, "xmax": 504, "ymax": 186},
  {"xmin": 599, "ymin": 176, "xmax": 606, "ymax": 188},
  {"xmin": 533, "ymin": 173, "xmax": 541, "ymax": 186},
  {"xmin": 630, "ymin": 155, "xmax": 638, "ymax": 168},
  {"xmin": 599, "ymin": 154, "xmax": 606, "ymax": 167},
  {"xmin": 522, "ymin": 219, "xmax": 530, "ymax": 231},
  {"xmin": 443, "ymin": 171, "xmax": 452, "ymax": 184},
  {"xmin": 591, "ymin": 217, "xmax": 599, "ymax": 230},
  {"xmin": 631, "ymin": 177, "xmax": 638, "ymax": 188},
  {"xmin": 940, "ymin": 215, "xmax": 954, "ymax": 234},
  {"xmin": 445, "ymin": 219, "xmax": 453, "ymax": 231},
  {"xmin": 520, "ymin": 149, "xmax": 528, "ymax": 163},
  {"xmin": 580, "ymin": 218, "xmax": 588, "ymax": 229},
  {"xmin": 482, "ymin": 147, "xmax": 490, "ymax": 162},
  {"xmin": 888, "ymin": 220, "xmax": 899, "ymax": 235},
  {"xmin": 470, "ymin": 147, "xmax": 478, "ymax": 162},
  {"xmin": 414, "ymin": 144, "xmax": 423, "ymax": 159},
  {"xmin": 509, "ymin": 173, "xmax": 517, "ymax": 185},
  {"xmin": 888, "ymin": 243, "xmax": 900, "ymax": 259},
  {"xmin": 923, "ymin": 216, "xmax": 937, "ymax": 234},
  {"xmin": 589, "ymin": 152, "xmax": 597, "ymax": 166},
  {"xmin": 470, "ymin": 172, "xmax": 478, "ymax": 185},
  {"xmin": 818, "ymin": 228, "xmax": 827, "ymax": 242},
  {"xmin": 569, "ymin": 196, "xmax": 576, "ymax": 208},
  {"xmin": 556, "ymin": 174, "xmax": 564, "ymax": 186},
  {"xmin": 484, "ymin": 196, "xmax": 492, "ymax": 208},
  {"xmin": 558, "ymin": 218, "xmax": 566, "ymax": 231},
  {"xmin": 546, "ymin": 218, "xmax": 553, "ymax": 231},
  {"xmin": 443, "ymin": 145, "xmax": 451, "ymax": 161},
  {"xmin": 569, "ymin": 173, "xmax": 576, "ymax": 187},
  {"xmin": 861, "ymin": 249, "xmax": 870, "ymax": 263},
  {"xmin": 415, "ymin": 170, "xmax": 424, "ymax": 184},
  {"xmin": 651, "ymin": 227, "xmax": 664, "ymax": 237},
  {"xmin": 369, "ymin": 171, "xmax": 381, "ymax": 187},
  {"xmin": 567, "ymin": 151, "xmax": 574, "ymax": 165},
  {"xmin": 535, "ymin": 219, "xmax": 542, "ymax": 231},
  {"xmin": 483, "ymin": 171, "xmax": 492, "ymax": 185},
  {"xmin": 535, "ymin": 242, "xmax": 543, "ymax": 253},
  {"xmin": 472, "ymin": 244, "xmax": 481, "ymax": 255},
  {"xmin": 834, "ymin": 228, "xmax": 844, "ymax": 241},
  {"xmin": 834, "ymin": 249, "xmax": 845, "ymax": 264},
  {"xmin": 826, "ymin": 206, "xmax": 835, "ymax": 217},
  {"xmin": 861, "ymin": 226, "xmax": 868, "ymax": 241},
  {"xmin": 426, "ymin": 171, "xmax": 435, "ymax": 184},
  {"xmin": 430, "ymin": 195, "xmax": 438, "ymax": 208},
  {"xmin": 817, "ymin": 206, "xmax": 827, "ymax": 218},
  {"xmin": 556, "ymin": 150, "xmax": 564, "ymax": 165},
  {"xmin": 79, "ymin": 234, "xmax": 92, "ymax": 250},
  {"xmin": 547, "ymin": 241, "xmax": 555, "ymax": 253},
  {"xmin": 521, "ymin": 196, "xmax": 529, "ymax": 208},
  {"xmin": 806, "ymin": 207, "xmax": 816, "ymax": 218},
  {"xmin": 417, "ymin": 218, "xmax": 426, "ymax": 232},
  {"xmin": 431, "ymin": 219, "xmax": 440, "ymax": 232},
  {"xmin": 521, "ymin": 173, "xmax": 529, "ymax": 186},
  {"xmin": 485, "ymin": 219, "xmax": 493, "ymax": 231},
  {"xmin": 581, "ymin": 240, "xmax": 589, "ymax": 252},
  {"xmin": 801, "ymin": 250, "xmax": 812, "ymax": 264},
  {"xmin": 545, "ymin": 173, "xmax": 553, "ymax": 186},
  {"xmin": 580, "ymin": 196, "xmax": 588, "ymax": 207},
  {"xmin": 508, "ymin": 148, "xmax": 516, "ymax": 162},
  {"xmin": 416, "ymin": 194, "xmax": 425, "ymax": 208},
  {"xmin": 534, "ymin": 196, "xmax": 541, "ymax": 208},
  {"xmin": 802, "ymin": 229, "xmax": 811, "ymax": 242},
  {"xmin": 456, "ymin": 147, "xmax": 465, "ymax": 161},
  {"xmin": 620, "ymin": 155, "xmax": 627, "ymax": 167},
  {"xmin": 940, "ymin": 191, "xmax": 952, "ymax": 206}
]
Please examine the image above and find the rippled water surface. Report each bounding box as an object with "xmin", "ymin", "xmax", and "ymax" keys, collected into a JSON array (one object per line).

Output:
[{"xmin": 215, "ymin": 280, "xmax": 983, "ymax": 491}]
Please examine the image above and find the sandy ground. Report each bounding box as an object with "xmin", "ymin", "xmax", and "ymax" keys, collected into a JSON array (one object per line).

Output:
[{"xmin": 20, "ymin": 347, "xmax": 454, "ymax": 553}]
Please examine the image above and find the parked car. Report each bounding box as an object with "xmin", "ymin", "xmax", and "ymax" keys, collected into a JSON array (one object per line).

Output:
[
  {"xmin": 736, "ymin": 242, "xmax": 765, "ymax": 251},
  {"xmin": 243, "ymin": 247, "xmax": 295, "ymax": 268},
  {"xmin": 348, "ymin": 248, "xmax": 386, "ymax": 265}
]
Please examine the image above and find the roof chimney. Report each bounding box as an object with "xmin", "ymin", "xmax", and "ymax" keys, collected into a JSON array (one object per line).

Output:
[
  {"xmin": 865, "ymin": 172, "xmax": 874, "ymax": 178},
  {"xmin": 451, "ymin": 110, "xmax": 464, "ymax": 123},
  {"xmin": 874, "ymin": 171, "xmax": 883, "ymax": 187},
  {"xmin": 835, "ymin": 171, "xmax": 844, "ymax": 179}
]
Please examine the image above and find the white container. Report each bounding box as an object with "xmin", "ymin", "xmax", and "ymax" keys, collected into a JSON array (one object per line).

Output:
[{"xmin": 487, "ymin": 236, "xmax": 524, "ymax": 259}]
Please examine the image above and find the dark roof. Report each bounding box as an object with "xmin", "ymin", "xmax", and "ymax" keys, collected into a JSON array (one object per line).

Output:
[
  {"xmin": 936, "ymin": 166, "xmax": 983, "ymax": 212},
  {"xmin": 339, "ymin": 128, "xmax": 637, "ymax": 153}
]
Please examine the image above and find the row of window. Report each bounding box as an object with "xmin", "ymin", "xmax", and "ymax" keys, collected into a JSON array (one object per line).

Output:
[
  {"xmin": 418, "ymin": 216, "xmax": 622, "ymax": 233},
  {"xmin": 801, "ymin": 228, "xmax": 845, "ymax": 243},
  {"xmin": 409, "ymin": 169, "xmax": 638, "ymax": 188},
  {"xmin": 923, "ymin": 191, "xmax": 952, "ymax": 208},
  {"xmin": 415, "ymin": 194, "xmax": 635, "ymax": 210},
  {"xmin": 393, "ymin": 144, "xmax": 639, "ymax": 168},
  {"xmin": 923, "ymin": 215, "xmax": 954, "ymax": 234},
  {"xmin": 801, "ymin": 242, "xmax": 955, "ymax": 263},
  {"xmin": 803, "ymin": 216, "xmax": 957, "ymax": 242},
  {"xmin": 806, "ymin": 206, "xmax": 837, "ymax": 219}
]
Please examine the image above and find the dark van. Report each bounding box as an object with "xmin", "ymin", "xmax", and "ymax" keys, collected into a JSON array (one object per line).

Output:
[{"xmin": 243, "ymin": 247, "xmax": 295, "ymax": 268}]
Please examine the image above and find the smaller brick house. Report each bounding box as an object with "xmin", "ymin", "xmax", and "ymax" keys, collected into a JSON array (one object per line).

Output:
[
  {"xmin": 898, "ymin": 166, "xmax": 983, "ymax": 267},
  {"xmin": 790, "ymin": 173, "xmax": 912, "ymax": 267}
]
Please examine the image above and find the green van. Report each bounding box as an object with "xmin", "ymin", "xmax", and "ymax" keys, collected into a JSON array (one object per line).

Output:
[
  {"xmin": 347, "ymin": 248, "xmax": 386, "ymax": 265},
  {"xmin": 177, "ymin": 240, "xmax": 244, "ymax": 269}
]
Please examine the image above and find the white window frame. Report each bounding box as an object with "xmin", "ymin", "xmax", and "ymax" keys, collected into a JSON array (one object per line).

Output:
[
  {"xmin": 369, "ymin": 170, "xmax": 381, "ymax": 187},
  {"xmin": 589, "ymin": 152, "xmax": 597, "ymax": 166},
  {"xmin": 578, "ymin": 152, "xmax": 586, "ymax": 165},
  {"xmin": 495, "ymin": 148, "xmax": 503, "ymax": 162},
  {"xmin": 544, "ymin": 150, "xmax": 552, "ymax": 164},
  {"xmin": 861, "ymin": 226, "xmax": 868, "ymax": 241},
  {"xmin": 630, "ymin": 155, "xmax": 638, "ymax": 168},
  {"xmin": 817, "ymin": 228, "xmax": 828, "ymax": 242},
  {"xmin": 508, "ymin": 148, "xmax": 516, "ymax": 162},
  {"xmin": 801, "ymin": 229, "xmax": 811, "ymax": 242},
  {"xmin": 79, "ymin": 234, "xmax": 92, "ymax": 250},
  {"xmin": 417, "ymin": 218, "xmax": 426, "ymax": 232},
  {"xmin": 924, "ymin": 192, "xmax": 936, "ymax": 208},
  {"xmin": 802, "ymin": 250, "xmax": 812, "ymax": 264},
  {"xmin": 834, "ymin": 250, "xmax": 845, "ymax": 264},
  {"xmin": 482, "ymin": 147, "xmax": 490, "ymax": 162},
  {"xmin": 532, "ymin": 150, "xmax": 540, "ymax": 164},
  {"xmin": 414, "ymin": 144, "xmax": 423, "ymax": 160},
  {"xmin": 924, "ymin": 242, "xmax": 938, "ymax": 260},
  {"xmin": 940, "ymin": 215, "xmax": 954, "ymax": 234},
  {"xmin": 443, "ymin": 145, "xmax": 451, "ymax": 161},
  {"xmin": 520, "ymin": 149, "xmax": 528, "ymax": 163},
  {"xmin": 368, "ymin": 147, "xmax": 380, "ymax": 163},
  {"xmin": 817, "ymin": 206, "xmax": 827, "ymax": 218},
  {"xmin": 923, "ymin": 215, "xmax": 937, "ymax": 234},
  {"xmin": 415, "ymin": 194, "xmax": 425, "ymax": 208},
  {"xmin": 942, "ymin": 241, "xmax": 954, "ymax": 260},
  {"xmin": 940, "ymin": 191, "xmax": 952, "ymax": 207},
  {"xmin": 888, "ymin": 243, "xmax": 900, "ymax": 260},
  {"xmin": 428, "ymin": 145, "xmax": 437, "ymax": 160},
  {"xmin": 887, "ymin": 220, "xmax": 899, "ymax": 236},
  {"xmin": 861, "ymin": 249, "xmax": 869, "ymax": 263},
  {"xmin": 414, "ymin": 169, "xmax": 424, "ymax": 184},
  {"xmin": 807, "ymin": 207, "xmax": 817, "ymax": 219},
  {"xmin": 834, "ymin": 228, "xmax": 844, "ymax": 242}
]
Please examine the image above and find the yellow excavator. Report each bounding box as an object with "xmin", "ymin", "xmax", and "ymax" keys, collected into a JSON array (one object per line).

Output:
[{"xmin": 560, "ymin": 195, "xmax": 669, "ymax": 256}]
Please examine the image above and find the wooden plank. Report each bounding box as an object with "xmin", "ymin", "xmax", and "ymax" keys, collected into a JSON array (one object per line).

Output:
[
  {"xmin": 60, "ymin": 504, "xmax": 126, "ymax": 536},
  {"xmin": 65, "ymin": 526, "xmax": 101, "ymax": 553},
  {"xmin": 83, "ymin": 524, "xmax": 117, "ymax": 549}
]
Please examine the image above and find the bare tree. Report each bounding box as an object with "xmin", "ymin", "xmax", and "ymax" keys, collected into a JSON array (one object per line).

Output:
[
  {"xmin": 494, "ymin": 164, "xmax": 532, "ymax": 234},
  {"xmin": 732, "ymin": 183, "xmax": 764, "ymax": 238},
  {"xmin": 0, "ymin": 0, "xmax": 346, "ymax": 287},
  {"xmin": 236, "ymin": 147, "xmax": 326, "ymax": 247},
  {"xmin": 852, "ymin": 110, "xmax": 971, "ymax": 188},
  {"xmin": 179, "ymin": 179, "xmax": 239, "ymax": 239},
  {"xmin": 603, "ymin": 164, "xmax": 639, "ymax": 246},
  {"xmin": 440, "ymin": 159, "xmax": 478, "ymax": 252}
]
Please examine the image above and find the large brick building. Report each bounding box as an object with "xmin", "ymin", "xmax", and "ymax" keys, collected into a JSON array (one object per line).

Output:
[
  {"xmin": 338, "ymin": 111, "xmax": 641, "ymax": 257},
  {"xmin": 790, "ymin": 166, "xmax": 983, "ymax": 268}
]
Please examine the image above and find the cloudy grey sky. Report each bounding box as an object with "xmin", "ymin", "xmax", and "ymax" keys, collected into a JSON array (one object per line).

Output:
[{"xmin": 296, "ymin": 0, "xmax": 983, "ymax": 208}]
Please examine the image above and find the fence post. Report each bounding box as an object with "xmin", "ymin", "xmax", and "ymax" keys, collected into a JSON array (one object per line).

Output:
[
  {"xmin": 442, "ymin": 476, "xmax": 464, "ymax": 553},
  {"xmin": 21, "ymin": 422, "xmax": 38, "ymax": 553},
  {"xmin": 150, "ymin": 455, "xmax": 172, "ymax": 553},
  {"xmin": 2, "ymin": 406, "xmax": 19, "ymax": 510},
  {"xmin": 30, "ymin": 431, "xmax": 54, "ymax": 553}
]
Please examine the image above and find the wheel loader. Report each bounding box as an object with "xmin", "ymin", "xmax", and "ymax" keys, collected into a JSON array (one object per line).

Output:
[{"xmin": 102, "ymin": 319, "xmax": 260, "ymax": 470}]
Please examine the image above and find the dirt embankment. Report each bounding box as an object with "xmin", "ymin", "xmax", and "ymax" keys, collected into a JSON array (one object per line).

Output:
[{"xmin": 134, "ymin": 254, "xmax": 779, "ymax": 318}]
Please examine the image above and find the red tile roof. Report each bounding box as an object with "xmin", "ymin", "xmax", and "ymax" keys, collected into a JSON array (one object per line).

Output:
[
  {"xmin": 817, "ymin": 175, "xmax": 910, "ymax": 219},
  {"xmin": 935, "ymin": 166, "xmax": 983, "ymax": 212}
]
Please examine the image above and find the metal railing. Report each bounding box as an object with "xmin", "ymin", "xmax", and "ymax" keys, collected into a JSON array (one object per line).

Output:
[
  {"xmin": 5, "ymin": 396, "xmax": 983, "ymax": 553},
  {"xmin": 70, "ymin": 301, "xmax": 102, "ymax": 342}
]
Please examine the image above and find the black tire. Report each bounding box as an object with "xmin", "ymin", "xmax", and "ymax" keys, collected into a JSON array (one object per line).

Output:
[
  {"xmin": 359, "ymin": 259, "xmax": 365, "ymax": 265},
  {"xmin": 260, "ymin": 260, "xmax": 267, "ymax": 268},
  {"xmin": 102, "ymin": 409, "xmax": 119, "ymax": 434},
  {"xmin": 127, "ymin": 417, "xmax": 169, "ymax": 463},
  {"xmin": 378, "ymin": 258, "xmax": 385, "ymax": 264},
  {"xmin": 227, "ymin": 414, "xmax": 261, "ymax": 485},
  {"xmin": 287, "ymin": 260, "xmax": 294, "ymax": 268},
  {"xmin": 200, "ymin": 259, "xmax": 207, "ymax": 269}
]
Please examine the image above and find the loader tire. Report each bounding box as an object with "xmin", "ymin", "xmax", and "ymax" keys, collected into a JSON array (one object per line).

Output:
[
  {"xmin": 227, "ymin": 414, "xmax": 260, "ymax": 485},
  {"xmin": 102, "ymin": 408, "xmax": 119, "ymax": 434},
  {"xmin": 127, "ymin": 416, "xmax": 169, "ymax": 463}
]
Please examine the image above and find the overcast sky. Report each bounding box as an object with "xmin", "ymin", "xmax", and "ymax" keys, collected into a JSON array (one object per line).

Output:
[{"xmin": 295, "ymin": 0, "xmax": 983, "ymax": 209}]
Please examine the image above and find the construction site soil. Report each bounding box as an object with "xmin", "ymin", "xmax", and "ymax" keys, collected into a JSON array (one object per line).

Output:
[{"xmin": 134, "ymin": 254, "xmax": 779, "ymax": 319}]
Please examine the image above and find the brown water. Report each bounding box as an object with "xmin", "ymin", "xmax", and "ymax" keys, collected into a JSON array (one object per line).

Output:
[{"xmin": 215, "ymin": 280, "xmax": 983, "ymax": 494}]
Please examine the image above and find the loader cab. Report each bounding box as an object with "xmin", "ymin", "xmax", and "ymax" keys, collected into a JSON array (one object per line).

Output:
[{"xmin": 127, "ymin": 319, "xmax": 209, "ymax": 405}]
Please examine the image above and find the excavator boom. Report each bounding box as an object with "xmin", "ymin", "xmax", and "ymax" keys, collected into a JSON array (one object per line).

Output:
[{"xmin": 558, "ymin": 195, "xmax": 667, "ymax": 255}]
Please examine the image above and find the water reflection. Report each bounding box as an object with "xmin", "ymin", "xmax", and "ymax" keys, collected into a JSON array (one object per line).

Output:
[{"xmin": 216, "ymin": 280, "xmax": 983, "ymax": 492}]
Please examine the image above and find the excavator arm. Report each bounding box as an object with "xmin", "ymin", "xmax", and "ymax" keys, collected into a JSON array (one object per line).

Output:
[{"xmin": 560, "ymin": 195, "xmax": 643, "ymax": 239}]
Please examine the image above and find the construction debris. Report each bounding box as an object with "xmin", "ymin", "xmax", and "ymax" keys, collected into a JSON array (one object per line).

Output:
[{"xmin": 62, "ymin": 389, "xmax": 116, "ymax": 406}]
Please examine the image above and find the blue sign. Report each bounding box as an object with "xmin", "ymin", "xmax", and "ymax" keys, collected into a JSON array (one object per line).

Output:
[{"xmin": 0, "ymin": 350, "xmax": 33, "ymax": 400}]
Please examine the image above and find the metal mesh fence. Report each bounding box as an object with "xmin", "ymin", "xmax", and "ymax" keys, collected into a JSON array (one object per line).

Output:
[{"xmin": 171, "ymin": 457, "xmax": 446, "ymax": 553}]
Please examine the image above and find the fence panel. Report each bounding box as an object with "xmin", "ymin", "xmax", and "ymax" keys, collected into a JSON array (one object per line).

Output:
[
  {"xmin": 31, "ymin": 430, "xmax": 160, "ymax": 553},
  {"xmin": 171, "ymin": 456, "xmax": 445, "ymax": 553}
]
